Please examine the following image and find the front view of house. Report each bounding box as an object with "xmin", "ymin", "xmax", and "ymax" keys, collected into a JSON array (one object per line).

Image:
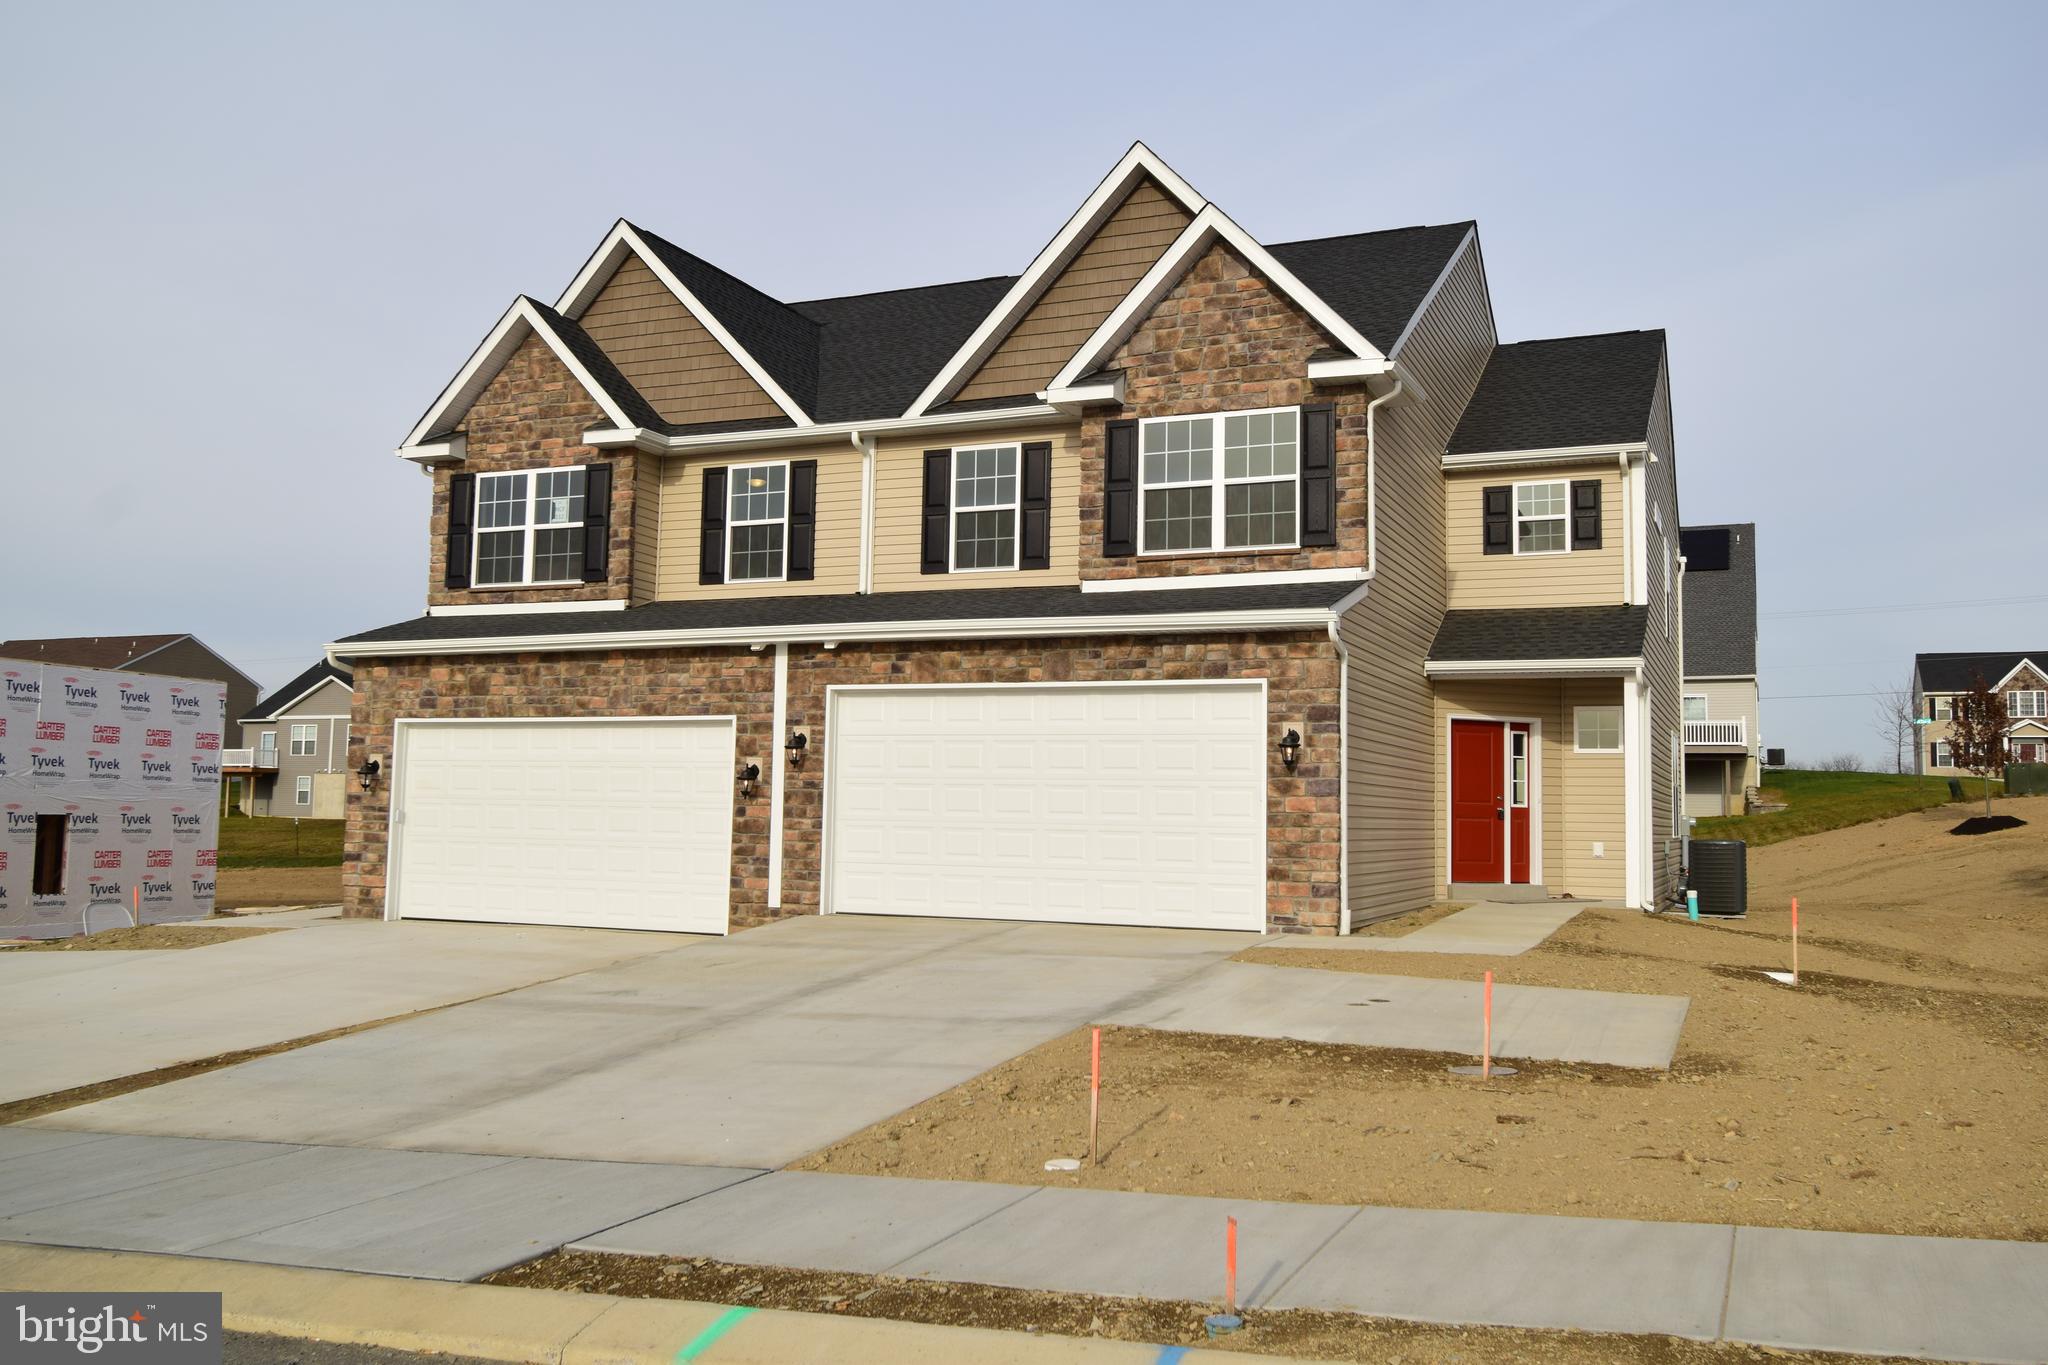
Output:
[{"xmin": 333, "ymin": 144, "xmax": 1687, "ymax": 936}]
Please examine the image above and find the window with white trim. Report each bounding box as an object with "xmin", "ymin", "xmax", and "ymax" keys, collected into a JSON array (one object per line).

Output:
[
  {"xmin": 1931, "ymin": 694, "xmax": 1953, "ymax": 720},
  {"xmin": 257, "ymin": 731, "xmax": 277, "ymax": 760},
  {"xmin": 1930, "ymin": 740, "xmax": 1953, "ymax": 768},
  {"xmin": 289, "ymin": 724, "xmax": 317, "ymax": 757},
  {"xmin": 951, "ymin": 445, "xmax": 1019, "ymax": 570},
  {"xmin": 1510, "ymin": 729, "xmax": 1529, "ymax": 807},
  {"xmin": 474, "ymin": 467, "xmax": 587, "ymax": 586},
  {"xmin": 1139, "ymin": 407, "xmax": 1298, "ymax": 553},
  {"xmin": 2009, "ymin": 689, "xmax": 2047, "ymax": 719},
  {"xmin": 726, "ymin": 463, "xmax": 788, "ymax": 582},
  {"xmin": 1513, "ymin": 480, "xmax": 1568, "ymax": 554},
  {"xmin": 1682, "ymin": 695, "xmax": 1708, "ymax": 722},
  {"xmin": 294, "ymin": 776, "xmax": 313, "ymax": 806},
  {"xmin": 1575, "ymin": 706, "xmax": 1623, "ymax": 753}
]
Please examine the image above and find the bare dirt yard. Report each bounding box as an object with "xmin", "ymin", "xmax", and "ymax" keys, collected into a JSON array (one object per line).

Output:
[
  {"xmin": 215, "ymin": 865, "xmax": 340, "ymax": 910},
  {"xmin": 0, "ymin": 924, "xmax": 282, "ymax": 951},
  {"xmin": 802, "ymin": 796, "xmax": 2048, "ymax": 1241}
]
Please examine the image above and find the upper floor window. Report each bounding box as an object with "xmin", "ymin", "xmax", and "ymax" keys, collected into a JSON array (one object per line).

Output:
[
  {"xmin": 1682, "ymin": 695, "xmax": 1708, "ymax": 722},
  {"xmin": 475, "ymin": 467, "xmax": 586, "ymax": 587},
  {"xmin": 289, "ymin": 724, "xmax": 317, "ymax": 756},
  {"xmin": 952, "ymin": 446, "xmax": 1019, "ymax": 571},
  {"xmin": 1140, "ymin": 408, "xmax": 1298, "ymax": 554},
  {"xmin": 1514, "ymin": 481, "xmax": 1569, "ymax": 554},
  {"xmin": 1931, "ymin": 694, "xmax": 1953, "ymax": 720},
  {"xmin": 727, "ymin": 463, "xmax": 787, "ymax": 582},
  {"xmin": 2010, "ymin": 689, "xmax": 2047, "ymax": 719}
]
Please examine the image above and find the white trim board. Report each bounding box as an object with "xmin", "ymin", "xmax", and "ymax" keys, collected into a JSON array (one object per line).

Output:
[
  {"xmin": 399, "ymin": 297, "xmax": 643, "ymax": 455},
  {"xmin": 1425, "ymin": 658, "xmax": 1643, "ymax": 680},
  {"xmin": 1081, "ymin": 567, "xmax": 1366, "ymax": 594},
  {"xmin": 584, "ymin": 403, "xmax": 1070, "ymax": 459},
  {"xmin": 1387, "ymin": 226, "xmax": 1481, "ymax": 360},
  {"xmin": 426, "ymin": 599, "xmax": 632, "ymax": 617},
  {"xmin": 241, "ymin": 674, "xmax": 354, "ymax": 724},
  {"xmin": 1989, "ymin": 657, "xmax": 2047, "ymax": 691},
  {"xmin": 1442, "ymin": 444, "xmax": 1649, "ymax": 472}
]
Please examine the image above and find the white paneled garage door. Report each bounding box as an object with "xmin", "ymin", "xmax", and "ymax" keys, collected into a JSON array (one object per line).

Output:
[
  {"xmin": 827, "ymin": 683, "xmax": 1267, "ymax": 931},
  {"xmin": 389, "ymin": 718, "xmax": 734, "ymax": 934}
]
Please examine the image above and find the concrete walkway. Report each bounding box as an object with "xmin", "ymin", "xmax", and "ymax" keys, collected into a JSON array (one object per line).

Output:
[
  {"xmin": 1102, "ymin": 960, "xmax": 1689, "ymax": 1068},
  {"xmin": 1264, "ymin": 900, "xmax": 1592, "ymax": 956}
]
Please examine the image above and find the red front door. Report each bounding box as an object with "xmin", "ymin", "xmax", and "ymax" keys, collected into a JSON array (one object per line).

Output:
[{"xmin": 1450, "ymin": 719, "xmax": 1506, "ymax": 884}]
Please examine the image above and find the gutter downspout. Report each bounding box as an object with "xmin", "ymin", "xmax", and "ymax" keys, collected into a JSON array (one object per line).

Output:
[
  {"xmin": 852, "ymin": 433, "xmax": 876, "ymax": 595},
  {"xmin": 768, "ymin": 641, "xmax": 789, "ymax": 912},
  {"xmin": 1328, "ymin": 615, "xmax": 1352, "ymax": 933},
  {"xmin": 1363, "ymin": 380, "xmax": 1403, "ymax": 577}
]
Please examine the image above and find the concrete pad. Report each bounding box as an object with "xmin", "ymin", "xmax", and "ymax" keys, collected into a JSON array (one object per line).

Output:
[
  {"xmin": 0, "ymin": 1144, "xmax": 511, "ymax": 1253},
  {"xmin": 1104, "ymin": 961, "xmax": 1688, "ymax": 1068},
  {"xmin": 0, "ymin": 1133, "xmax": 304, "ymax": 1216},
  {"xmin": 193, "ymin": 1157, "xmax": 763, "ymax": 1280},
  {"xmin": 1266, "ymin": 902, "xmax": 1588, "ymax": 956},
  {"xmin": 576, "ymin": 1170, "xmax": 1042, "ymax": 1273},
  {"xmin": 1267, "ymin": 1205, "xmax": 1732, "ymax": 1339},
  {"xmin": 39, "ymin": 918, "xmax": 1249, "ymax": 1165},
  {"xmin": 0, "ymin": 1127, "xmax": 121, "ymax": 1161},
  {"xmin": 892, "ymin": 1185, "xmax": 1358, "ymax": 1307},
  {"xmin": 0, "ymin": 917, "xmax": 690, "ymax": 1104},
  {"xmin": 1723, "ymin": 1224, "xmax": 2048, "ymax": 1363}
]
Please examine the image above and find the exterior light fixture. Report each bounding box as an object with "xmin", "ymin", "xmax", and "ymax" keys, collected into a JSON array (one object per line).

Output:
[
  {"xmin": 1277, "ymin": 729, "xmax": 1303, "ymax": 772},
  {"xmin": 784, "ymin": 730, "xmax": 808, "ymax": 768},
  {"xmin": 357, "ymin": 758, "xmax": 381, "ymax": 792},
  {"xmin": 738, "ymin": 762, "xmax": 761, "ymax": 798}
]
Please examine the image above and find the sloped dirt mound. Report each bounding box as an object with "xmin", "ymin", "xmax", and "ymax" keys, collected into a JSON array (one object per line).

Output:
[{"xmin": 1951, "ymin": 814, "xmax": 2027, "ymax": 836}]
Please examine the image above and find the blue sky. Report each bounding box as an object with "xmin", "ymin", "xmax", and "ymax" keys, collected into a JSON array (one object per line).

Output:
[{"xmin": 3, "ymin": 0, "xmax": 2042, "ymax": 763}]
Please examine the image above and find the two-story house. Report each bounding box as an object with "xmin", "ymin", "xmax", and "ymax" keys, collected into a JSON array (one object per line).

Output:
[
  {"xmin": 1678, "ymin": 523, "xmax": 1761, "ymax": 816},
  {"xmin": 330, "ymin": 143, "xmax": 1686, "ymax": 936},
  {"xmin": 223, "ymin": 660, "xmax": 355, "ymax": 818},
  {"xmin": 1912, "ymin": 651, "xmax": 2048, "ymax": 773}
]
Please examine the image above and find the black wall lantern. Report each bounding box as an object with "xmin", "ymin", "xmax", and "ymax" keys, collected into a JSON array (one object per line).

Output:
[
  {"xmin": 737, "ymin": 762, "xmax": 761, "ymax": 798},
  {"xmin": 784, "ymin": 730, "xmax": 808, "ymax": 768},
  {"xmin": 357, "ymin": 758, "xmax": 381, "ymax": 792},
  {"xmin": 1277, "ymin": 729, "xmax": 1303, "ymax": 772}
]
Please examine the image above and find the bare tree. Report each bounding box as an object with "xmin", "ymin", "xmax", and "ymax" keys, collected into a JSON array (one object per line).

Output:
[
  {"xmin": 1870, "ymin": 681, "xmax": 1918, "ymax": 775},
  {"xmin": 1948, "ymin": 670, "xmax": 2009, "ymax": 817},
  {"xmin": 1808, "ymin": 752, "xmax": 1864, "ymax": 772}
]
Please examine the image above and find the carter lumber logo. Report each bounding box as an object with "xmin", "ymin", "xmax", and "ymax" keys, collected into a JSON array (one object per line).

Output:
[
  {"xmin": 194, "ymin": 731, "xmax": 220, "ymax": 751},
  {"xmin": 145, "ymin": 848, "xmax": 174, "ymax": 869},
  {"xmin": 195, "ymin": 848, "xmax": 217, "ymax": 868},
  {"xmin": 59, "ymin": 678, "xmax": 100, "ymax": 714},
  {"xmin": 145, "ymin": 728, "xmax": 172, "ymax": 748},
  {"xmin": 118, "ymin": 684, "xmax": 154, "ymax": 714},
  {"xmin": 93, "ymin": 724, "xmax": 122, "ymax": 746},
  {"xmin": 93, "ymin": 848, "xmax": 122, "ymax": 871},
  {"xmin": 35, "ymin": 720, "xmax": 64, "ymax": 742}
]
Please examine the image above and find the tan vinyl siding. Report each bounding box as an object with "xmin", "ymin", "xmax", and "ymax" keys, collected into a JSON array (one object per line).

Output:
[
  {"xmin": 632, "ymin": 454, "xmax": 662, "ymax": 604},
  {"xmin": 869, "ymin": 427, "xmax": 1082, "ymax": 593},
  {"xmin": 1643, "ymin": 352, "xmax": 1684, "ymax": 904},
  {"xmin": 1444, "ymin": 466, "xmax": 1626, "ymax": 609},
  {"xmin": 952, "ymin": 179, "xmax": 1194, "ymax": 403},
  {"xmin": 1685, "ymin": 678, "xmax": 1760, "ymax": 746},
  {"xmin": 1560, "ymin": 679, "xmax": 1628, "ymax": 899},
  {"xmin": 1341, "ymin": 237, "xmax": 1496, "ymax": 924},
  {"xmin": 653, "ymin": 446, "xmax": 860, "ymax": 600},
  {"xmin": 577, "ymin": 257, "xmax": 785, "ymax": 426}
]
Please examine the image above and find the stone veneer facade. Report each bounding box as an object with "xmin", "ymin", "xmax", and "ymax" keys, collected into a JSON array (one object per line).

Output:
[
  {"xmin": 1078, "ymin": 242, "xmax": 1373, "ymax": 581},
  {"xmin": 425, "ymin": 334, "xmax": 636, "ymax": 610},
  {"xmin": 343, "ymin": 631, "xmax": 1344, "ymax": 934}
]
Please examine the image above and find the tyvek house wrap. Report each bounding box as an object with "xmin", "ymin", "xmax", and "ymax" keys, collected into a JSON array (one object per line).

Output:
[{"xmin": 0, "ymin": 657, "xmax": 225, "ymax": 938}]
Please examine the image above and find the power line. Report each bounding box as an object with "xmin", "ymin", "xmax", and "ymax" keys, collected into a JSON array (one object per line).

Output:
[
  {"xmin": 1761, "ymin": 592, "xmax": 2048, "ymax": 621},
  {"xmin": 1763, "ymin": 690, "xmax": 1897, "ymax": 701}
]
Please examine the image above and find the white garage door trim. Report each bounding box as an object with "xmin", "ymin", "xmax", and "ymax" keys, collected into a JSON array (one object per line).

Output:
[
  {"xmin": 384, "ymin": 715, "xmax": 736, "ymax": 934},
  {"xmin": 822, "ymin": 679, "xmax": 1269, "ymax": 932}
]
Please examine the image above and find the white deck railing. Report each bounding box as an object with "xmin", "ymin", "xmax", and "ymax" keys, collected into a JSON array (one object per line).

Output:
[
  {"xmin": 221, "ymin": 747, "xmax": 279, "ymax": 769},
  {"xmin": 1684, "ymin": 719, "xmax": 1747, "ymax": 747}
]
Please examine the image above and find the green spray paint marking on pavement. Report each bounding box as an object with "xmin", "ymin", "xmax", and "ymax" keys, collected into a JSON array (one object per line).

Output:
[{"xmin": 675, "ymin": 1305, "xmax": 756, "ymax": 1361}]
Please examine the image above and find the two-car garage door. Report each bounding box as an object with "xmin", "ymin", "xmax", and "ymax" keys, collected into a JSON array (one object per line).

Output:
[{"xmin": 826, "ymin": 683, "xmax": 1268, "ymax": 932}]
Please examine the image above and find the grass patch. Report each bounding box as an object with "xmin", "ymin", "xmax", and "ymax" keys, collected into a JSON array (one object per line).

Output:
[
  {"xmin": 1691, "ymin": 769, "xmax": 2002, "ymax": 846},
  {"xmin": 216, "ymin": 816, "xmax": 343, "ymax": 868}
]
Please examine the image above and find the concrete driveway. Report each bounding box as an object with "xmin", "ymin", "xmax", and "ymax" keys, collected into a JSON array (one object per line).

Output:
[
  {"xmin": 28, "ymin": 916, "xmax": 1250, "ymax": 1165},
  {"xmin": 0, "ymin": 917, "xmax": 682, "ymax": 1104}
]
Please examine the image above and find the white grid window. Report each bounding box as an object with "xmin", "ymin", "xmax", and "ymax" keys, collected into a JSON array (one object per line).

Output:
[
  {"xmin": 289, "ymin": 724, "xmax": 317, "ymax": 757},
  {"xmin": 294, "ymin": 776, "xmax": 313, "ymax": 806},
  {"xmin": 952, "ymin": 445, "xmax": 1018, "ymax": 571},
  {"xmin": 1514, "ymin": 480, "xmax": 1568, "ymax": 554},
  {"xmin": 473, "ymin": 467, "xmax": 587, "ymax": 587},
  {"xmin": 257, "ymin": 731, "xmax": 277, "ymax": 759},
  {"xmin": 1510, "ymin": 729, "xmax": 1529, "ymax": 807},
  {"xmin": 1931, "ymin": 695, "xmax": 1953, "ymax": 720},
  {"xmin": 2009, "ymin": 690, "xmax": 2047, "ymax": 719},
  {"xmin": 1683, "ymin": 695, "xmax": 1708, "ymax": 722},
  {"xmin": 1141, "ymin": 407, "xmax": 1299, "ymax": 553},
  {"xmin": 1575, "ymin": 706, "xmax": 1623, "ymax": 753},
  {"xmin": 1931, "ymin": 741, "xmax": 1952, "ymax": 768},
  {"xmin": 727, "ymin": 463, "xmax": 787, "ymax": 582}
]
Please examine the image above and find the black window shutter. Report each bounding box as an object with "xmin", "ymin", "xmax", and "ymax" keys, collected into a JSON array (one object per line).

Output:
[
  {"xmin": 580, "ymin": 463, "xmax": 613, "ymax": 582},
  {"xmin": 1570, "ymin": 478, "xmax": 1602, "ymax": 550},
  {"xmin": 788, "ymin": 459, "xmax": 818, "ymax": 581},
  {"xmin": 1019, "ymin": 442, "xmax": 1052, "ymax": 570},
  {"xmin": 699, "ymin": 467, "xmax": 727, "ymax": 585},
  {"xmin": 921, "ymin": 450, "xmax": 951, "ymax": 574},
  {"xmin": 1299, "ymin": 403, "xmax": 1337, "ymax": 548},
  {"xmin": 1482, "ymin": 485, "xmax": 1512, "ymax": 555},
  {"xmin": 1103, "ymin": 420, "xmax": 1138, "ymax": 557},
  {"xmin": 444, "ymin": 472, "xmax": 475, "ymax": 589}
]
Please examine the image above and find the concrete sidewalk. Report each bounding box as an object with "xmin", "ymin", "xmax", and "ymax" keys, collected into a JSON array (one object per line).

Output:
[
  {"xmin": 1263, "ymin": 901, "xmax": 1590, "ymax": 956},
  {"xmin": 1103, "ymin": 960, "xmax": 1689, "ymax": 1068}
]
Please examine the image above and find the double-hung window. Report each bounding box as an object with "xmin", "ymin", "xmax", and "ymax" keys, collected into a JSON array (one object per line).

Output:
[
  {"xmin": 294, "ymin": 776, "xmax": 313, "ymax": 807},
  {"xmin": 474, "ymin": 467, "xmax": 587, "ymax": 586},
  {"xmin": 952, "ymin": 446, "xmax": 1018, "ymax": 570},
  {"xmin": 1931, "ymin": 695, "xmax": 1953, "ymax": 720},
  {"xmin": 289, "ymin": 724, "xmax": 317, "ymax": 757},
  {"xmin": 727, "ymin": 463, "xmax": 787, "ymax": 582},
  {"xmin": 2009, "ymin": 689, "xmax": 2047, "ymax": 719},
  {"xmin": 1139, "ymin": 407, "xmax": 1299, "ymax": 553},
  {"xmin": 1931, "ymin": 740, "xmax": 1953, "ymax": 768},
  {"xmin": 1513, "ymin": 481, "xmax": 1569, "ymax": 554}
]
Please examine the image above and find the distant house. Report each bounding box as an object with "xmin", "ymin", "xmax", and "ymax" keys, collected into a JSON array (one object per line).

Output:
[
  {"xmin": 226, "ymin": 660, "xmax": 354, "ymax": 818},
  {"xmin": 0, "ymin": 634, "xmax": 259, "ymax": 725},
  {"xmin": 1678, "ymin": 524, "xmax": 1761, "ymax": 817},
  {"xmin": 1911, "ymin": 651, "xmax": 2048, "ymax": 773}
]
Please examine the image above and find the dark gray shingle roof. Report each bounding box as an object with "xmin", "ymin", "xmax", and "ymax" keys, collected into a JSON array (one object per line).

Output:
[
  {"xmin": 1446, "ymin": 330, "xmax": 1666, "ymax": 456},
  {"xmin": 1429, "ymin": 607, "xmax": 1650, "ymax": 663},
  {"xmin": 335, "ymin": 582, "xmax": 1356, "ymax": 653},
  {"xmin": 1915, "ymin": 651, "xmax": 2048, "ymax": 692},
  {"xmin": 1680, "ymin": 524, "xmax": 1757, "ymax": 677},
  {"xmin": 524, "ymin": 299, "xmax": 666, "ymax": 431},
  {"xmin": 1269, "ymin": 222, "xmax": 1476, "ymax": 354},
  {"xmin": 242, "ymin": 659, "xmax": 353, "ymax": 723},
  {"xmin": 634, "ymin": 226, "xmax": 823, "ymax": 419}
]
